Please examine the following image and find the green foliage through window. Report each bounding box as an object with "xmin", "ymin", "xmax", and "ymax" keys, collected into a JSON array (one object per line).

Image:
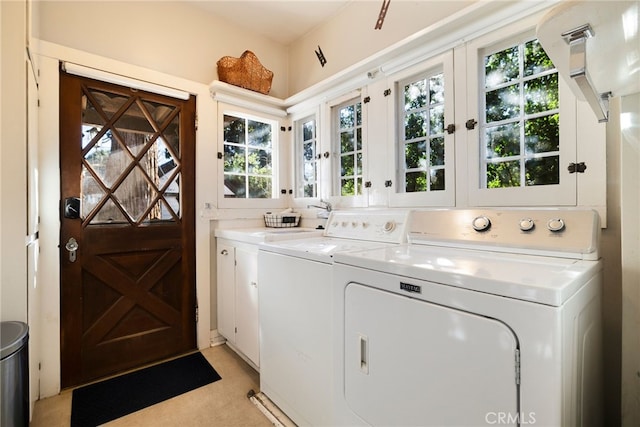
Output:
[
  {"xmin": 335, "ymin": 101, "xmax": 363, "ymax": 196},
  {"xmin": 398, "ymin": 70, "xmax": 446, "ymax": 193},
  {"xmin": 223, "ymin": 114, "xmax": 274, "ymax": 198},
  {"xmin": 482, "ymin": 38, "xmax": 559, "ymax": 189}
]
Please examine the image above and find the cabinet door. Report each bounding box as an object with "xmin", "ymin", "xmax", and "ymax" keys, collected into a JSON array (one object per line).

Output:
[
  {"xmin": 216, "ymin": 242, "xmax": 235, "ymax": 342},
  {"xmin": 235, "ymin": 246, "xmax": 259, "ymax": 366}
]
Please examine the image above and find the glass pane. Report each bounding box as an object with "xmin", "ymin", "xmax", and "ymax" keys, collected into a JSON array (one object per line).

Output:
[
  {"xmin": 248, "ymin": 120, "xmax": 272, "ymax": 148},
  {"xmin": 224, "ymin": 115, "xmax": 245, "ymax": 144},
  {"xmin": 429, "ymin": 105, "xmax": 444, "ymax": 135},
  {"xmin": 88, "ymin": 89, "xmax": 129, "ymax": 120},
  {"xmin": 114, "ymin": 101, "xmax": 155, "ymax": 140},
  {"xmin": 356, "ymin": 152, "xmax": 363, "ymax": 174},
  {"xmin": 114, "ymin": 166, "xmax": 153, "ymax": 222},
  {"xmin": 303, "ymin": 120, "xmax": 314, "ymax": 141},
  {"xmin": 304, "ymin": 162, "xmax": 316, "ymax": 181},
  {"xmin": 163, "ymin": 173, "xmax": 181, "ymax": 218},
  {"xmin": 485, "ymin": 46, "xmax": 519, "ymax": 89},
  {"xmin": 356, "ymin": 177, "xmax": 363, "ymax": 195},
  {"xmin": 224, "ymin": 174, "xmax": 246, "ymax": 198},
  {"xmin": 430, "ymin": 168, "xmax": 445, "ymax": 191},
  {"xmin": 248, "ymin": 176, "xmax": 272, "ymax": 198},
  {"xmin": 430, "ymin": 137, "xmax": 445, "ymax": 166},
  {"xmin": 340, "ymin": 105, "xmax": 355, "ymax": 129},
  {"xmin": 525, "ymin": 156, "xmax": 559, "ymax": 186},
  {"xmin": 485, "ymin": 123, "xmax": 520, "ymax": 158},
  {"xmin": 82, "ymin": 98, "xmax": 106, "ymax": 142},
  {"xmin": 405, "ymin": 112, "xmax": 427, "ymax": 139},
  {"xmin": 525, "ymin": 114, "xmax": 559, "ymax": 154},
  {"xmin": 405, "ymin": 171, "xmax": 427, "ymax": 192},
  {"xmin": 224, "ymin": 145, "xmax": 245, "ymax": 173},
  {"xmin": 486, "ymin": 160, "xmax": 520, "ymax": 188},
  {"xmin": 142, "ymin": 100, "xmax": 176, "ymax": 126},
  {"xmin": 144, "ymin": 199, "xmax": 172, "ymax": 222},
  {"xmin": 81, "ymin": 166, "xmax": 105, "ymax": 219},
  {"xmin": 356, "ymin": 103, "xmax": 362, "ymax": 126},
  {"xmin": 84, "ymin": 135, "xmax": 131, "ymax": 190},
  {"xmin": 93, "ymin": 197, "xmax": 128, "ymax": 223},
  {"xmin": 525, "ymin": 74, "xmax": 558, "ymax": 114},
  {"xmin": 356, "ymin": 127, "xmax": 362, "ymax": 151},
  {"xmin": 303, "ymin": 141, "xmax": 314, "ymax": 161},
  {"xmin": 486, "ymin": 84, "xmax": 520, "ymax": 123},
  {"xmin": 341, "ymin": 179, "xmax": 355, "ymax": 196},
  {"xmin": 162, "ymin": 114, "xmax": 180, "ymax": 160},
  {"xmin": 405, "ymin": 140, "xmax": 426, "ymax": 169},
  {"xmin": 430, "ymin": 74, "xmax": 444, "ymax": 104},
  {"xmin": 341, "ymin": 154, "xmax": 354, "ymax": 176},
  {"xmin": 304, "ymin": 184, "xmax": 316, "ymax": 198},
  {"xmin": 341, "ymin": 131, "xmax": 353, "ymax": 153},
  {"xmin": 155, "ymin": 138, "xmax": 179, "ymax": 187},
  {"xmin": 405, "ymin": 80, "xmax": 427, "ymax": 110},
  {"xmin": 248, "ymin": 148, "xmax": 272, "ymax": 175},
  {"xmin": 524, "ymin": 39, "xmax": 554, "ymax": 77}
]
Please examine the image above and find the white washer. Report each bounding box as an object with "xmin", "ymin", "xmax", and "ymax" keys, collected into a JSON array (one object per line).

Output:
[
  {"xmin": 258, "ymin": 210, "xmax": 410, "ymax": 426},
  {"xmin": 332, "ymin": 209, "xmax": 603, "ymax": 427}
]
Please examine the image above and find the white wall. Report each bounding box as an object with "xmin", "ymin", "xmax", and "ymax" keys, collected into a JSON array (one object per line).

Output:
[
  {"xmin": 1, "ymin": 0, "xmax": 28, "ymax": 322},
  {"xmin": 621, "ymin": 93, "xmax": 640, "ymax": 426},
  {"xmin": 287, "ymin": 0, "xmax": 474, "ymax": 94},
  {"xmin": 37, "ymin": 1, "xmax": 290, "ymax": 98}
]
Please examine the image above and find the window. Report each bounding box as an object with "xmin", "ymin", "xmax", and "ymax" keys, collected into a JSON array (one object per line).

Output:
[
  {"xmin": 397, "ymin": 68, "xmax": 446, "ymax": 193},
  {"xmin": 481, "ymin": 38, "xmax": 559, "ymax": 188},
  {"xmin": 223, "ymin": 113, "xmax": 275, "ymax": 199},
  {"xmin": 294, "ymin": 115, "xmax": 318, "ymax": 198},
  {"xmin": 333, "ymin": 99, "xmax": 363, "ymax": 197}
]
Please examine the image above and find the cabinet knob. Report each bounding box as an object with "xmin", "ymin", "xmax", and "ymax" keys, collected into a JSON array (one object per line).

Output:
[
  {"xmin": 221, "ymin": 249, "xmax": 229, "ymax": 255},
  {"xmin": 251, "ymin": 281, "xmax": 257, "ymax": 288}
]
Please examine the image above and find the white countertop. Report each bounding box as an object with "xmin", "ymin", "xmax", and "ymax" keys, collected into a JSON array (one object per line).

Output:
[{"xmin": 214, "ymin": 227, "xmax": 324, "ymax": 245}]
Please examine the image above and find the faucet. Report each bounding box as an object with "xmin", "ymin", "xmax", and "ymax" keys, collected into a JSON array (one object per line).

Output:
[{"xmin": 307, "ymin": 199, "xmax": 332, "ymax": 212}]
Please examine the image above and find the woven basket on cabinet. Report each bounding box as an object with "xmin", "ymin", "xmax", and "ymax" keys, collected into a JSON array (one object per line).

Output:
[{"xmin": 216, "ymin": 50, "xmax": 273, "ymax": 95}]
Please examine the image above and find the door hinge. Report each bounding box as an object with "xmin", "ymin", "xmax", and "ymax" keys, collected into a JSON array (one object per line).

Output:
[
  {"xmin": 515, "ymin": 349, "xmax": 521, "ymax": 385},
  {"xmin": 364, "ymin": 181, "xmax": 372, "ymax": 188},
  {"xmin": 217, "ymin": 152, "xmax": 223, "ymax": 159},
  {"xmin": 384, "ymin": 180, "xmax": 392, "ymax": 187},
  {"xmin": 195, "ymin": 114, "xmax": 198, "ymax": 131},
  {"xmin": 446, "ymin": 124, "xmax": 456, "ymax": 134},
  {"xmin": 195, "ymin": 305, "xmax": 199, "ymax": 323},
  {"xmin": 383, "ymin": 88, "xmax": 392, "ymax": 97},
  {"xmin": 363, "ymin": 96, "xmax": 371, "ymax": 103},
  {"xmin": 568, "ymin": 162, "xmax": 587, "ymax": 173}
]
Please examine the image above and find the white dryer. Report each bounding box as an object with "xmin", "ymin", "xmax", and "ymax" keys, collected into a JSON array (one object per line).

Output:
[
  {"xmin": 332, "ymin": 209, "xmax": 603, "ymax": 427},
  {"xmin": 258, "ymin": 210, "xmax": 409, "ymax": 426}
]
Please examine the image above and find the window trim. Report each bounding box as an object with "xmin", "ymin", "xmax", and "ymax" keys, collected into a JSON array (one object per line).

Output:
[
  {"xmin": 217, "ymin": 102, "xmax": 286, "ymax": 209},
  {"xmin": 388, "ymin": 51, "xmax": 456, "ymax": 207}
]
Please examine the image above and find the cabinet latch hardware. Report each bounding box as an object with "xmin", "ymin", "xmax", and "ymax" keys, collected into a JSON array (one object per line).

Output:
[
  {"xmin": 323, "ymin": 151, "xmax": 330, "ymax": 158},
  {"xmin": 446, "ymin": 124, "xmax": 456, "ymax": 134},
  {"xmin": 568, "ymin": 162, "xmax": 587, "ymax": 173},
  {"xmin": 363, "ymin": 96, "xmax": 371, "ymax": 103},
  {"xmin": 280, "ymin": 189, "xmax": 287, "ymax": 194},
  {"xmin": 383, "ymin": 88, "xmax": 392, "ymax": 97},
  {"xmin": 217, "ymin": 152, "xmax": 223, "ymax": 159},
  {"xmin": 384, "ymin": 180, "xmax": 392, "ymax": 187},
  {"xmin": 316, "ymin": 154, "xmax": 322, "ymax": 159},
  {"xmin": 364, "ymin": 181, "xmax": 372, "ymax": 188},
  {"xmin": 465, "ymin": 119, "xmax": 478, "ymax": 130},
  {"xmin": 280, "ymin": 126, "xmax": 286, "ymax": 131}
]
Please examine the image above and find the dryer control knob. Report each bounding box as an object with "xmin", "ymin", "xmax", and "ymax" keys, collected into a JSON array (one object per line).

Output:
[
  {"xmin": 471, "ymin": 216, "xmax": 491, "ymax": 232},
  {"xmin": 547, "ymin": 218, "xmax": 565, "ymax": 232},
  {"xmin": 382, "ymin": 221, "xmax": 396, "ymax": 233},
  {"xmin": 519, "ymin": 218, "xmax": 535, "ymax": 231}
]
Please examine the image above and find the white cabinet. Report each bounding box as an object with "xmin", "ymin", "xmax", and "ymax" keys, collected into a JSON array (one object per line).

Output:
[{"xmin": 216, "ymin": 238, "xmax": 259, "ymax": 367}]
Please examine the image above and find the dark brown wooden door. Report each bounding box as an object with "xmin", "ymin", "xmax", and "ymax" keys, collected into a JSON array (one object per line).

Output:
[{"xmin": 59, "ymin": 70, "xmax": 197, "ymax": 388}]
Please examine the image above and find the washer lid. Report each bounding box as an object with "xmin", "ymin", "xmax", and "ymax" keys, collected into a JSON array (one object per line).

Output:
[
  {"xmin": 334, "ymin": 244, "xmax": 602, "ymax": 306},
  {"xmin": 1, "ymin": 321, "xmax": 29, "ymax": 359},
  {"xmin": 260, "ymin": 237, "xmax": 392, "ymax": 264}
]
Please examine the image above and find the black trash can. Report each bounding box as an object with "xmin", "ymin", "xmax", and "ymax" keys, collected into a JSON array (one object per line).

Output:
[{"xmin": 1, "ymin": 321, "xmax": 29, "ymax": 427}]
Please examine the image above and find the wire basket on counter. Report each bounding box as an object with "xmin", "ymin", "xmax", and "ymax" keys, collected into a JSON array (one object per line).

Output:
[{"xmin": 263, "ymin": 213, "xmax": 301, "ymax": 228}]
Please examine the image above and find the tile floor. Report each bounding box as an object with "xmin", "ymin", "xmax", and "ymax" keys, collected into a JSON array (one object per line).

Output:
[{"xmin": 30, "ymin": 344, "xmax": 273, "ymax": 426}]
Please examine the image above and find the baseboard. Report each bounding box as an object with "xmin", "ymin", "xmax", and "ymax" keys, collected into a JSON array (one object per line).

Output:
[{"xmin": 210, "ymin": 329, "xmax": 226, "ymax": 347}]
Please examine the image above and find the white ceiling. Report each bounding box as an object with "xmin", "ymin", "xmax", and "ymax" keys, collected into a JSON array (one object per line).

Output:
[{"xmin": 186, "ymin": 1, "xmax": 353, "ymax": 45}]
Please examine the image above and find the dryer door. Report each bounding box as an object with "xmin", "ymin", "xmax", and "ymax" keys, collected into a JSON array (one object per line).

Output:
[{"xmin": 345, "ymin": 282, "xmax": 519, "ymax": 426}]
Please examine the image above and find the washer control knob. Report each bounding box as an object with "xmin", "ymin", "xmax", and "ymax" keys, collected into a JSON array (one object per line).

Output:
[
  {"xmin": 362, "ymin": 222, "xmax": 369, "ymax": 228},
  {"xmin": 547, "ymin": 218, "xmax": 565, "ymax": 232},
  {"xmin": 519, "ymin": 218, "xmax": 535, "ymax": 231},
  {"xmin": 382, "ymin": 221, "xmax": 396, "ymax": 233},
  {"xmin": 351, "ymin": 222, "xmax": 358, "ymax": 227},
  {"xmin": 341, "ymin": 221, "xmax": 348, "ymax": 227},
  {"xmin": 471, "ymin": 216, "xmax": 491, "ymax": 232}
]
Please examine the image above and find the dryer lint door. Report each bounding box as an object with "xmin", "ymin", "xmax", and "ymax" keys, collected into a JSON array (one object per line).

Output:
[{"xmin": 344, "ymin": 283, "xmax": 520, "ymax": 426}]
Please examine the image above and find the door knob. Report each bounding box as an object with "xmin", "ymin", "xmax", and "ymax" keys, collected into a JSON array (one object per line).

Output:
[{"xmin": 65, "ymin": 237, "xmax": 79, "ymax": 262}]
